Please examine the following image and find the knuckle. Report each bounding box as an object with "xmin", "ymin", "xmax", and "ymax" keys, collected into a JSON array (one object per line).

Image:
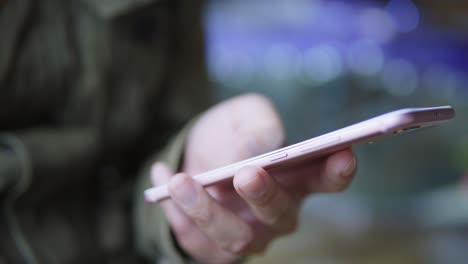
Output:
[
  {"xmin": 229, "ymin": 240, "xmax": 250, "ymax": 255},
  {"xmin": 262, "ymin": 206, "xmax": 298, "ymax": 235},
  {"xmin": 251, "ymin": 186, "xmax": 275, "ymax": 207},
  {"xmin": 173, "ymin": 228, "xmax": 207, "ymax": 257},
  {"xmin": 191, "ymin": 210, "xmax": 213, "ymax": 228},
  {"xmin": 172, "ymin": 220, "xmax": 193, "ymax": 239},
  {"xmin": 263, "ymin": 211, "xmax": 283, "ymax": 227},
  {"xmin": 188, "ymin": 202, "xmax": 213, "ymax": 228},
  {"xmin": 227, "ymin": 226, "xmax": 254, "ymax": 255},
  {"xmin": 180, "ymin": 238, "xmax": 205, "ymax": 260}
]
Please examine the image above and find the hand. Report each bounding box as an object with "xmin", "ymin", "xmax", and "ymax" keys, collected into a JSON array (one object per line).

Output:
[{"xmin": 152, "ymin": 94, "xmax": 357, "ymax": 264}]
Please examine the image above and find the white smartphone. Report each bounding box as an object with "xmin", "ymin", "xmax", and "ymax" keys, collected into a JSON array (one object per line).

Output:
[{"xmin": 145, "ymin": 106, "xmax": 455, "ymax": 202}]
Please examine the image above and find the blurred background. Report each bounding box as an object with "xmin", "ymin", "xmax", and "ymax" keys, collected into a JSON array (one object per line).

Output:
[{"xmin": 203, "ymin": 0, "xmax": 468, "ymax": 263}]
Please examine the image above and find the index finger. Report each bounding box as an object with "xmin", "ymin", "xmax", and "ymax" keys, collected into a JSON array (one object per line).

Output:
[
  {"xmin": 267, "ymin": 148, "xmax": 357, "ymax": 195},
  {"xmin": 233, "ymin": 166, "xmax": 299, "ymax": 235}
]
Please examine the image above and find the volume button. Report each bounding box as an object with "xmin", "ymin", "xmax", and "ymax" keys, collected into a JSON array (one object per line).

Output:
[
  {"xmin": 269, "ymin": 152, "xmax": 288, "ymax": 162},
  {"xmin": 299, "ymin": 136, "xmax": 341, "ymax": 153}
]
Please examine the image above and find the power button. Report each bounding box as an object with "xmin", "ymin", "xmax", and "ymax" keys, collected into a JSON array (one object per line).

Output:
[{"xmin": 269, "ymin": 152, "xmax": 288, "ymax": 162}]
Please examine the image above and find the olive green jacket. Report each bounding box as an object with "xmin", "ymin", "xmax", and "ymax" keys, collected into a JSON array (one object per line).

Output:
[{"xmin": 0, "ymin": 0, "xmax": 212, "ymax": 263}]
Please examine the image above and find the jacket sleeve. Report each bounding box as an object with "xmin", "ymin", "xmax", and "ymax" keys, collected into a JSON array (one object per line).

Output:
[
  {"xmin": 133, "ymin": 1, "xmax": 215, "ymax": 262},
  {"xmin": 133, "ymin": 121, "xmax": 201, "ymax": 264},
  {"xmin": 0, "ymin": 134, "xmax": 33, "ymax": 198},
  {"xmin": 0, "ymin": 134, "xmax": 37, "ymax": 263}
]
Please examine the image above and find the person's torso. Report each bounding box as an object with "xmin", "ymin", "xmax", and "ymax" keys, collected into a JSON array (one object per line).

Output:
[{"xmin": 0, "ymin": 0, "xmax": 211, "ymax": 262}]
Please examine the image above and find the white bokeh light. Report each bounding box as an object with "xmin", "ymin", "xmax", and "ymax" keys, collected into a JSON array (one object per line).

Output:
[
  {"xmin": 302, "ymin": 44, "xmax": 343, "ymax": 84},
  {"xmin": 347, "ymin": 40, "xmax": 385, "ymax": 76},
  {"xmin": 358, "ymin": 7, "xmax": 396, "ymax": 43},
  {"xmin": 209, "ymin": 48, "xmax": 255, "ymax": 88},
  {"xmin": 381, "ymin": 58, "xmax": 419, "ymax": 96}
]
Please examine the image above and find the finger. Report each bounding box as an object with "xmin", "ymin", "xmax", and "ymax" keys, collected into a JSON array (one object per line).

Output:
[
  {"xmin": 152, "ymin": 163, "xmax": 239, "ymax": 263},
  {"xmin": 268, "ymin": 158, "xmax": 323, "ymax": 195},
  {"xmin": 312, "ymin": 148, "xmax": 357, "ymax": 193},
  {"xmin": 152, "ymin": 163, "xmax": 191, "ymax": 233},
  {"xmin": 168, "ymin": 173, "xmax": 254, "ymax": 255},
  {"xmin": 152, "ymin": 164, "xmax": 197, "ymax": 250},
  {"xmin": 165, "ymin": 203, "xmax": 237, "ymax": 264},
  {"xmin": 233, "ymin": 166, "xmax": 299, "ymax": 235}
]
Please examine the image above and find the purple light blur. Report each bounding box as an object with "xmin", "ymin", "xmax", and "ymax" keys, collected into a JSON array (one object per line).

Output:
[
  {"xmin": 205, "ymin": 0, "xmax": 467, "ymax": 92},
  {"xmin": 386, "ymin": 0, "xmax": 420, "ymax": 32}
]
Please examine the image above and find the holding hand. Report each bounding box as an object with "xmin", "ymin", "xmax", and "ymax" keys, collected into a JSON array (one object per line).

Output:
[{"xmin": 152, "ymin": 94, "xmax": 357, "ymax": 264}]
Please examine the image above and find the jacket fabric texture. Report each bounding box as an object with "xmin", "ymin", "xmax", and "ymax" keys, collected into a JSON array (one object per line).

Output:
[{"xmin": 0, "ymin": 0, "xmax": 212, "ymax": 263}]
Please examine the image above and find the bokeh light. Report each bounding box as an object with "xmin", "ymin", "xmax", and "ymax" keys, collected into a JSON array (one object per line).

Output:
[
  {"xmin": 302, "ymin": 44, "xmax": 343, "ymax": 84},
  {"xmin": 386, "ymin": 0, "xmax": 420, "ymax": 32},
  {"xmin": 347, "ymin": 40, "xmax": 385, "ymax": 76},
  {"xmin": 205, "ymin": 1, "xmax": 468, "ymax": 261},
  {"xmin": 381, "ymin": 58, "xmax": 419, "ymax": 96}
]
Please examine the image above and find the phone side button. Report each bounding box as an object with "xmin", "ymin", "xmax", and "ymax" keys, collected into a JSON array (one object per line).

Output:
[
  {"xmin": 269, "ymin": 153, "xmax": 288, "ymax": 162},
  {"xmin": 299, "ymin": 136, "xmax": 341, "ymax": 153}
]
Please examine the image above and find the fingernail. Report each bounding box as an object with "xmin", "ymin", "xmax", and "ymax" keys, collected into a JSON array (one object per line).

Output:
[
  {"xmin": 170, "ymin": 174, "xmax": 198, "ymax": 208},
  {"xmin": 341, "ymin": 156, "xmax": 356, "ymax": 178},
  {"xmin": 237, "ymin": 169, "xmax": 266, "ymax": 199}
]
